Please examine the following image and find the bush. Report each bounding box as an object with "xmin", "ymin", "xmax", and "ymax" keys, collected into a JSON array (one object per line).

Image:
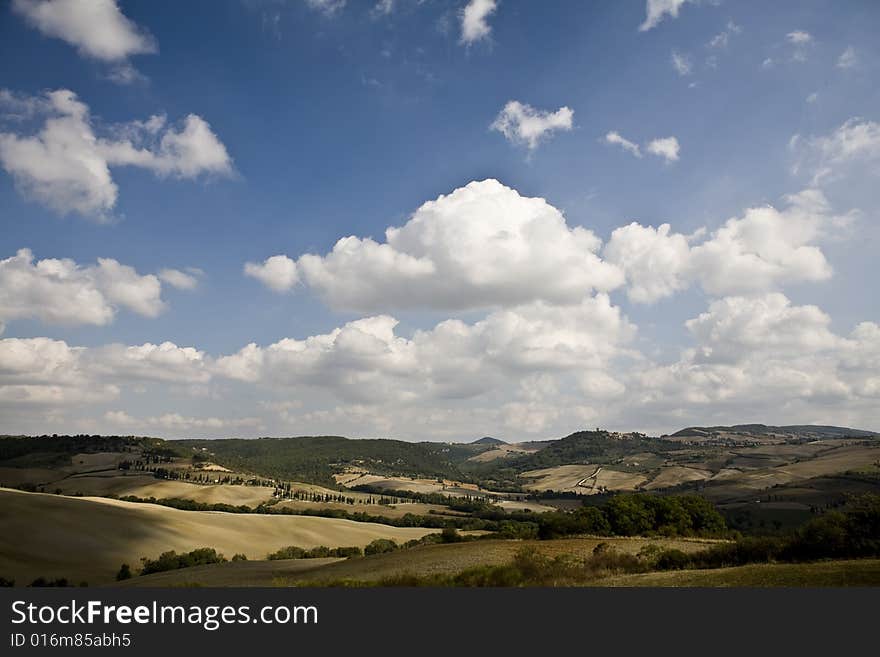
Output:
[
  {"xmin": 332, "ymin": 546, "xmax": 363, "ymax": 558},
  {"xmin": 440, "ymin": 527, "xmax": 463, "ymax": 543},
  {"xmin": 267, "ymin": 545, "xmax": 364, "ymax": 560},
  {"xmin": 584, "ymin": 544, "xmax": 643, "ymax": 576},
  {"xmin": 140, "ymin": 548, "xmax": 227, "ymax": 575},
  {"xmin": 654, "ymin": 548, "xmax": 691, "ymax": 571},
  {"xmin": 231, "ymin": 553, "xmax": 248, "ymax": 562},
  {"xmin": 115, "ymin": 564, "xmax": 132, "ymax": 581},
  {"xmin": 364, "ymin": 539, "xmax": 399, "ymax": 556},
  {"xmin": 267, "ymin": 546, "xmax": 307, "ymax": 560},
  {"xmin": 29, "ymin": 577, "xmax": 69, "ymax": 587}
]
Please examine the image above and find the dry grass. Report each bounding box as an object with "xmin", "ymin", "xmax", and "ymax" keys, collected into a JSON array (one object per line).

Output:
[
  {"xmin": 116, "ymin": 535, "xmax": 718, "ymax": 587},
  {"xmin": 520, "ymin": 465, "xmax": 645, "ymax": 494},
  {"xmin": 496, "ymin": 500, "xmax": 556, "ymax": 513},
  {"xmin": 274, "ymin": 499, "xmax": 461, "ymax": 519},
  {"xmin": 269, "ymin": 536, "xmax": 717, "ymax": 586},
  {"xmin": 591, "ymin": 559, "xmax": 880, "ymax": 587},
  {"xmin": 0, "ymin": 488, "xmax": 435, "ymax": 585},
  {"xmin": 114, "ymin": 558, "xmax": 341, "ymax": 588},
  {"xmin": 645, "ymin": 466, "xmax": 713, "ymax": 490},
  {"xmin": 467, "ymin": 444, "xmax": 538, "ymax": 463},
  {"xmin": 706, "ymin": 444, "xmax": 880, "ymax": 496}
]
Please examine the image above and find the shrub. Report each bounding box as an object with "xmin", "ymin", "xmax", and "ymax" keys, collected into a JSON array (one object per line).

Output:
[
  {"xmin": 29, "ymin": 577, "xmax": 69, "ymax": 587},
  {"xmin": 140, "ymin": 548, "xmax": 227, "ymax": 575},
  {"xmin": 364, "ymin": 539, "xmax": 398, "ymax": 556},
  {"xmin": 654, "ymin": 548, "xmax": 691, "ymax": 570},
  {"xmin": 267, "ymin": 546, "xmax": 307, "ymax": 560},
  {"xmin": 115, "ymin": 564, "xmax": 132, "ymax": 581},
  {"xmin": 440, "ymin": 527, "xmax": 463, "ymax": 543},
  {"xmin": 332, "ymin": 546, "xmax": 363, "ymax": 558}
]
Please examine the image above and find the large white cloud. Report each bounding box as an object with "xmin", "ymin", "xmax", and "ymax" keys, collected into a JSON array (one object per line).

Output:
[
  {"xmin": 491, "ymin": 101, "xmax": 574, "ymax": 151},
  {"xmin": 12, "ymin": 0, "xmax": 156, "ymax": 61},
  {"xmin": 248, "ymin": 179, "xmax": 624, "ymax": 312},
  {"xmin": 684, "ymin": 293, "xmax": 841, "ymax": 364},
  {"xmin": 688, "ymin": 190, "xmax": 832, "ymax": 295},
  {"xmin": 4, "ymin": 289, "xmax": 880, "ymax": 438},
  {"xmin": 0, "ymin": 292, "xmax": 635, "ymax": 432},
  {"xmin": 87, "ymin": 342, "xmax": 211, "ymax": 384},
  {"xmin": 634, "ymin": 293, "xmax": 880, "ymax": 427},
  {"xmin": 216, "ymin": 293, "xmax": 635, "ymax": 405},
  {"xmin": 0, "ymin": 248, "xmax": 165, "ymax": 331},
  {"xmin": 104, "ymin": 410, "xmax": 262, "ymax": 432},
  {"xmin": 603, "ymin": 223, "xmax": 692, "ymax": 303},
  {"xmin": 0, "ymin": 337, "xmax": 211, "ymax": 409},
  {"xmin": 605, "ymin": 189, "xmax": 834, "ymax": 302},
  {"xmin": 0, "ymin": 337, "xmax": 118, "ymax": 406},
  {"xmin": 0, "ymin": 89, "xmax": 232, "ymax": 218}
]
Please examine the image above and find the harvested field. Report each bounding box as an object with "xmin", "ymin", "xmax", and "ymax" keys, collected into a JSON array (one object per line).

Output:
[{"xmin": 0, "ymin": 488, "xmax": 436, "ymax": 586}]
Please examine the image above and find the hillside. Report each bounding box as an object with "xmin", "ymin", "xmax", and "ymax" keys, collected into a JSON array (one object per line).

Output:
[
  {"xmin": 0, "ymin": 488, "xmax": 435, "ymax": 586},
  {"xmin": 667, "ymin": 424, "xmax": 878, "ymax": 442},
  {"xmin": 116, "ymin": 536, "xmax": 717, "ymax": 587},
  {"xmin": 472, "ymin": 437, "xmax": 507, "ymax": 446},
  {"xmin": 175, "ymin": 436, "xmax": 483, "ymax": 486}
]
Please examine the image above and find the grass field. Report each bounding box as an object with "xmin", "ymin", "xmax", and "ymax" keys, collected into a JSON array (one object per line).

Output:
[
  {"xmin": 118, "ymin": 536, "xmax": 719, "ymax": 587},
  {"xmin": 114, "ymin": 558, "xmax": 341, "ymax": 587},
  {"xmin": 273, "ymin": 499, "xmax": 463, "ymax": 519},
  {"xmin": 520, "ymin": 464, "xmax": 646, "ymax": 494},
  {"xmin": 0, "ymin": 488, "xmax": 436, "ymax": 585},
  {"xmin": 645, "ymin": 466, "xmax": 713, "ymax": 490},
  {"xmin": 592, "ymin": 559, "xmax": 880, "ymax": 587}
]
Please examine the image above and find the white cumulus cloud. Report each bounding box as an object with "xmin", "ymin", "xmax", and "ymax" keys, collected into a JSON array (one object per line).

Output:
[
  {"xmin": 0, "ymin": 248, "xmax": 165, "ymax": 329},
  {"xmin": 0, "ymin": 89, "xmax": 232, "ymax": 219},
  {"xmin": 460, "ymin": 0, "xmax": 497, "ymax": 44},
  {"xmin": 244, "ymin": 255, "xmax": 300, "ymax": 292},
  {"xmin": 606, "ymin": 190, "xmax": 835, "ymax": 302},
  {"xmin": 12, "ymin": 0, "xmax": 156, "ymax": 61},
  {"xmin": 491, "ymin": 100, "xmax": 574, "ymax": 151},
  {"xmin": 646, "ymin": 136, "xmax": 680, "ymax": 162},
  {"xmin": 247, "ymin": 179, "xmax": 623, "ymax": 312}
]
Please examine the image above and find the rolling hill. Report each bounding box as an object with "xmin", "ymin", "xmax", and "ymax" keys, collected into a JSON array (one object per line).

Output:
[{"xmin": 0, "ymin": 488, "xmax": 435, "ymax": 586}]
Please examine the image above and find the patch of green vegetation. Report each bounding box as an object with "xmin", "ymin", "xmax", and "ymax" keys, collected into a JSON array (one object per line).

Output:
[
  {"xmin": 174, "ymin": 436, "xmax": 475, "ymax": 486},
  {"xmin": 0, "ymin": 435, "xmax": 158, "ymax": 462},
  {"xmin": 266, "ymin": 545, "xmax": 363, "ymax": 560},
  {"xmin": 593, "ymin": 560, "xmax": 880, "ymax": 587},
  {"xmin": 138, "ymin": 548, "xmax": 228, "ymax": 576}
]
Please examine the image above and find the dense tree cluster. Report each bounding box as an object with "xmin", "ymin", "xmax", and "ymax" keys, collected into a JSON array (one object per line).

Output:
[
  {"xmin": 139, "ymin": 548, "xmax": 227, "ymax": 575},
  {"xmin": 266, "ymin": 545, "xmax": 363, "ymax": 560}
]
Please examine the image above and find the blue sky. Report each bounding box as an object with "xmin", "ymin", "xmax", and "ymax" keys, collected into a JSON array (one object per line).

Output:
[{"xmin": 1, "ymin": 0, "xmax": 878, "ymax": 440}]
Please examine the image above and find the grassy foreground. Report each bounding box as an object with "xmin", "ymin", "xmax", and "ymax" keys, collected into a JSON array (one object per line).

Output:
[{"xmin": 592, "ymin": 559, "xmax": 880, "ymax": 587}]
